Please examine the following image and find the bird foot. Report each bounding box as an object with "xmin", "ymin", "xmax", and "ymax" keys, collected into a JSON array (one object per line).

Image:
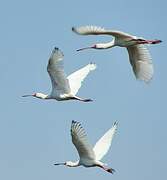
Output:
[
  {"xmin": 82, "ymin": 98, "xmax": 93, "ymax": 102},
  {"xmin": 107, "ymin": 168, "xmax": 115, "ymax": 174},
  {"xmin": 149, "ymin": 39, "xmax": 162, "ymax": 44},
  {"xmin": 138, "ymin": 39, "xmax": 162, "ymax": 44}
]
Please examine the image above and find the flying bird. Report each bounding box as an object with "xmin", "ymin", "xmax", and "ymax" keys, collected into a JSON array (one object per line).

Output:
[
  {"xmin": 72, "ymin": 25, "xmax": 162, "ymax": 83},
  {"xmin": 54, "ymin": 120, "xmax": 118, "ymax": 174},
  {"xmin": 22, "ymin": 47, "xmax": 96, "ymax": 102}
]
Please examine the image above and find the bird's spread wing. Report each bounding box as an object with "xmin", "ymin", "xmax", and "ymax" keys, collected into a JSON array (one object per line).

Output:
[
  {"xmin": 47, "ymin": 47, "xmax": 70, "ymax": 95},
  {"xmin": 67, "ymin": 63, "xmax": 96, "ymax": 95},
  {"xmin": 72, "ymin": 25, "xmax": 134, "ymax": 39},
  {"xmin": 71, "ymin": 121, "xmax": 95, "ymax": 161},
  {"xmin": 127, "ymin": 44, "xmax": 153, "ymax": 83},
  {"xmin": 93, "ymin": 122, "xmax": 118, "ymax": 161}
]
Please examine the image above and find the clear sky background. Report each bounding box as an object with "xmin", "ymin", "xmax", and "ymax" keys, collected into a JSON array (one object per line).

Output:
[{"xmin": 0, "ymin": 0, "xmax": 166, "ymax": 179}]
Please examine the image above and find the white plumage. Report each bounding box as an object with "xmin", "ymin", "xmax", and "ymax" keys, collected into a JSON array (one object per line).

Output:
[
  {"xmin": 47, "ymin": 47, "xmax": 70, "ymax": 96},
  {"xmin": 127, "ymin": 44, "xmax": 153, "ymax": 82},
  {"xmin": 72, "ymin": 25, "xmax": 134, "ymax": 39},
  {"xmin": 23, "ymin": 47, "xmax": 96, "ymax": 102},
  {"xmin": 54, "ymin": 121, "xmax": 118, "ymax": 174},
  {"xmin": 67, "ymin": 63, "xmax": 96, "ymax": 95},
  {"xmin": 72, "ymin": 25, "xmax": 162, "ymax": 83},
  {"xmin": 93, "ymin": 122, "xmax": 117, "ymax": 161},
  {"xmin": 71, "ymin": 120, "xmax": 95, "ymax": 161}
]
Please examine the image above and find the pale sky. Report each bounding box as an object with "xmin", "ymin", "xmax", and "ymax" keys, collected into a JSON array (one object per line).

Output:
[{"xmin": 0, "ymin": 0, "xmax": 166, "ymax": 179}]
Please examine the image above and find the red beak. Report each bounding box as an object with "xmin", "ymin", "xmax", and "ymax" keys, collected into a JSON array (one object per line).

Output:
[
  {"xmin": 22, "ymin": 93, "xmax": 35, "ymax": 97},
  {"xmin": 76, "ymin": 45, "xmax": 96, "ymax": 51}
]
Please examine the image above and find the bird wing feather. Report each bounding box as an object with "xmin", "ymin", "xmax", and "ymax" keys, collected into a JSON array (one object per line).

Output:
[
  {"xmin": 127, "ymin": 44, "xmax": 153, "ymax": 82},
  {"xmin": 67, "ymin": 63, "xmax": 96, "ymax": 95},
  {"xmin": 93, "ymin": 122, "xmax": 118, "ymax": 161},
  {"xmin": 72, "ymin": 25, "xmax": 134, "ymax": 40},
  {"xmin": 71, "ymin": 121, "xmax": 95, "ymax": 161},
  {"xmin": 47, "ymin": 48, "xmax": 70, "ymax": 95}
]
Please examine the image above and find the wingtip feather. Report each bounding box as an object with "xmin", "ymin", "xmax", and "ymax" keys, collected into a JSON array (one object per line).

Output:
[
  {"xmin": 113, "ymin": 121, "xmax": 118, "ymax": 126},
  {"xmin": 72, "ymin": 25, "xmax": 105, "ymax": 35},
  {"xmin": 113, "ymin": 121, "xmax": 118, "ymax": 130},
  {"xmin": 72, "ymin": 26, "xmax": 75, "ymax": 32},
  {"xmin": 72, "ymin": 26, "xmax": 80, "ymax": 34},
  {"xmin": 50, "ymin": 47, "xmax": 64, "ymax": 61},
  {"xmin": 89, "ymin": 63, "xmax": 97, "ymax": 71},
  {"xmin": 72, "ymin": 120, "xmax": 76, "ymax": 124},
  {"xmin": 71, "ymin": 120, "xmax": 81, "ymax": 126}
]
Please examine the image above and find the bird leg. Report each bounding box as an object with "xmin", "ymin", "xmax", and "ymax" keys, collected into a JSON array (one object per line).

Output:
[
  {"xmin": 105, "ymin": 167, "xmax": 115, "ymax": 174},
  {"xmin": 98, "ymin": 165, "xmax": 115, "ymax": 174},
  {"xmin": 143, "ymin": 39, "xmax": 162, "ymax": 44},
  {"xmin": 135, "ymin": 39, "xmax": 162, "ymax": 44},
  {"xmin": 81, "ymin": 98, "xmax": 93, "ymax": 102},
  {"xmin": 72, "ymin": 96, "xmax": 93, "ymax": 102}
]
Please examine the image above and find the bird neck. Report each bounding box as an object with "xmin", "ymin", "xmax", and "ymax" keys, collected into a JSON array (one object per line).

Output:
[
  {"xmin": 104, "ymin": 39, "xmax": 115, "ymax": 48},
  {"xmin": 96, "ymin": 39, "xmax": 115, "ymax": 49},
  {"xmin": 66, "ymin": 161, "xmax": 79, "ymax": 167}
]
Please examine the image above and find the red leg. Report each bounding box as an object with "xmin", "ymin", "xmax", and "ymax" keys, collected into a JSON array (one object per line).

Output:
[
  {"xmin": 138, "ymin": 39, "xmax": 162, "ymax": 44},
  {"xmin": 100, "ymin": 165, "xmax": 115, "ymax": 174},
  {"xmin": 145, "ymin": 40, "xmax": 162, "ymax": 44}
]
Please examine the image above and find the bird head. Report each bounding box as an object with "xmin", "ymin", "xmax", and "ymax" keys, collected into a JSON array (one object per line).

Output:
[
  {"xmin": 76, "ymin": 44, "xmax": 97, "ymax": 51},
  {"xmin": 22, "ymin": 93, "xmax": 48, "ymax": 99},
  {"xmin": 76, "ymin": 43, "xmax": 109, "ymax": 51}
]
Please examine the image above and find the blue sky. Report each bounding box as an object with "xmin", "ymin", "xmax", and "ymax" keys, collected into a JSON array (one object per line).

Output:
[{"xmin": 0, "ymin": 0, "xmax": 166, "ymax": 179}]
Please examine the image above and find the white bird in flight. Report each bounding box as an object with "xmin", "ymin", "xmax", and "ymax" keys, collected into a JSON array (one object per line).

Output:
[
  {"xmin": 72, "ymin": 25, "xmax": 162, "ymax": 83},
  {"xmin": 23, "ymin": 47, "xmax": 96, "ymax": 102},
  {"xmin": 54, "ymin": 120, "xmax": 118, "ymax": 174}
]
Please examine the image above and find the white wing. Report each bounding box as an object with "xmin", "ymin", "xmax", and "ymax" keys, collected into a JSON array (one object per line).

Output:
[
  {"xmin": 93, "ymin": 122, "xmax": 118, "ymax": 161},
  {"xmin": 127, "ymin": 44, "xmax": 153, "ymax": 82},
  {"xmin": 72, "ymin": 25, "xmax": 134, "ymax": 40},
  {"xmin": 71, "ymin": 120, "xmax": 95, "ymax": 161},
  {"xmin": 67, "ymin": 63, "xmax": 96, "ymax": 95},
  {"xmin": 47, "ymin": 47, "xmax": 70, "ymax": 95}
]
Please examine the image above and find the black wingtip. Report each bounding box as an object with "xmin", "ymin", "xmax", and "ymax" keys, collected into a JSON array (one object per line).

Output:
[
  {"xmin": 113, "ymin": 121, "xmax": 118, "ymax": 126},
  {"xmin": 72, "ymin": 120, "xmax": 81, "ymax": 126},
  {"xmin": 72, "ymin": 120, "xmax": 79, "ymax": 125},
  {"xmin": 72, "ymin": 27, "xmax": 75, "ymax": 32},
  {"xmin": 54, "ymin": 47, "xmax": 59, "ymax": 50}
]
